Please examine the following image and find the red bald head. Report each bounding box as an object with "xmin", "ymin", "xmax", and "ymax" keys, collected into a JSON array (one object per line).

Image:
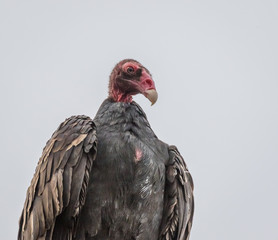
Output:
[{"xmin": 109, "ymin": 59, "xmax": 157, "ymax": 105}]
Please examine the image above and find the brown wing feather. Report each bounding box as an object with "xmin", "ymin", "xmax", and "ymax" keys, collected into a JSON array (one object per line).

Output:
[
  {"xmin": 18, "ymin": 115, "xmax": 97, "ymax": 240},
  {"xmin": 159, "ymin": 146, "xmax": 194, "ymax": 240}
]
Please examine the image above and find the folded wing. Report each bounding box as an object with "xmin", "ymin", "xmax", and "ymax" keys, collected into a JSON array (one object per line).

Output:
[
  {"xmin": 159, "ymin": 146, "xmax": 194, "ymax": 240},
  {"xmin": 18, "ymin": 115, "xmax": 97, "ymax": 240}
]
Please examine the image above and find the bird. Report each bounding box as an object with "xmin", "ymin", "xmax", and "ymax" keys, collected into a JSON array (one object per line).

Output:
[{"xmin": 18, "ymin": 59, "xmax": 194, "ymax": 240}]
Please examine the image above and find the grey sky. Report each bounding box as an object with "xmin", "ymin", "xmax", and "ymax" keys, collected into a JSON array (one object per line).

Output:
[{"xmin": 1, "ymin": 0, "xmax": 278, "ymax": 239}]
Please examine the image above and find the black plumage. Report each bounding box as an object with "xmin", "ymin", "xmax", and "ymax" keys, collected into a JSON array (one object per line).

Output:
[{"xmin": 18, "ymin": 59, "xmax": 194, "ymax": 240}]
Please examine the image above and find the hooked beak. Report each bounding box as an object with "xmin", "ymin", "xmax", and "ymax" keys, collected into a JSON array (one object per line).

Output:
[
  {"xmin": 144, "ymin": 89, "xmax": 158, "ymax": 106},
  {"xmin": 140, "ymin": 69, "xmax": 158, "ymax": 105}
]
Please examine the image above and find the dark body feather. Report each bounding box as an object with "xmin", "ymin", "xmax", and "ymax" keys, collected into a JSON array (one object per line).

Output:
[
  {"xmin": 75, "ymin": 99, "xmax": 169, "ymax": 239},
  {"xmin": 18, "ymin": 99, "xmax": 194, "ymax": 240}
]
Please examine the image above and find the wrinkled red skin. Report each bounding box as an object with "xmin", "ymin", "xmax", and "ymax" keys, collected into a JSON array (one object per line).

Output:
[{"xmin": 109, "ymin": 60, "xmax": 155, "ymax": 103}]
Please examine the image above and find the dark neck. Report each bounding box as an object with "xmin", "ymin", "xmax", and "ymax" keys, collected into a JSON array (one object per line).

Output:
[{"xmin": 94, "ymin": 98, "xmax": 150, "ymax": 133}]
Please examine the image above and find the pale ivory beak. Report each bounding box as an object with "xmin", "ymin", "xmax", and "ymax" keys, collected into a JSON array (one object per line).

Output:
[{"xmin": 144, "ymin": 89, "xmax": 158, "ymax": 106}]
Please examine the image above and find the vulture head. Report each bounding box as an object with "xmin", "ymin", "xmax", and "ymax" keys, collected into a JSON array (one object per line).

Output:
[{"xmin": 109, "ymin": 59, "xmax": 158, "ymax": 105}]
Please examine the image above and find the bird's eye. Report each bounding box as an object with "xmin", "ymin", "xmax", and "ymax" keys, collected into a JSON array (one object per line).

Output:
[{"xmin": 127, "ymin": 66, "xmax": 135, "ymax": 74}]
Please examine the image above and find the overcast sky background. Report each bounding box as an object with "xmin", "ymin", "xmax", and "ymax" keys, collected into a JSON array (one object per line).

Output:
[{"xmin": 1, "ymin": 0, "xmax": 278, "ymax": 239}]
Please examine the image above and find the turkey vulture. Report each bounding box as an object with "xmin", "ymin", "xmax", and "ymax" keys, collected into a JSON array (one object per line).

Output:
[{"xmin": 18, "ymin": 59, "xmax": 194, "ymax": 240}]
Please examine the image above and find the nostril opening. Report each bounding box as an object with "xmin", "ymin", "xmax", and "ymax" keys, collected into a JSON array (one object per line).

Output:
[{"xmin": 145, "ymin": 79, "xmax": 153, "ymax": 87}]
